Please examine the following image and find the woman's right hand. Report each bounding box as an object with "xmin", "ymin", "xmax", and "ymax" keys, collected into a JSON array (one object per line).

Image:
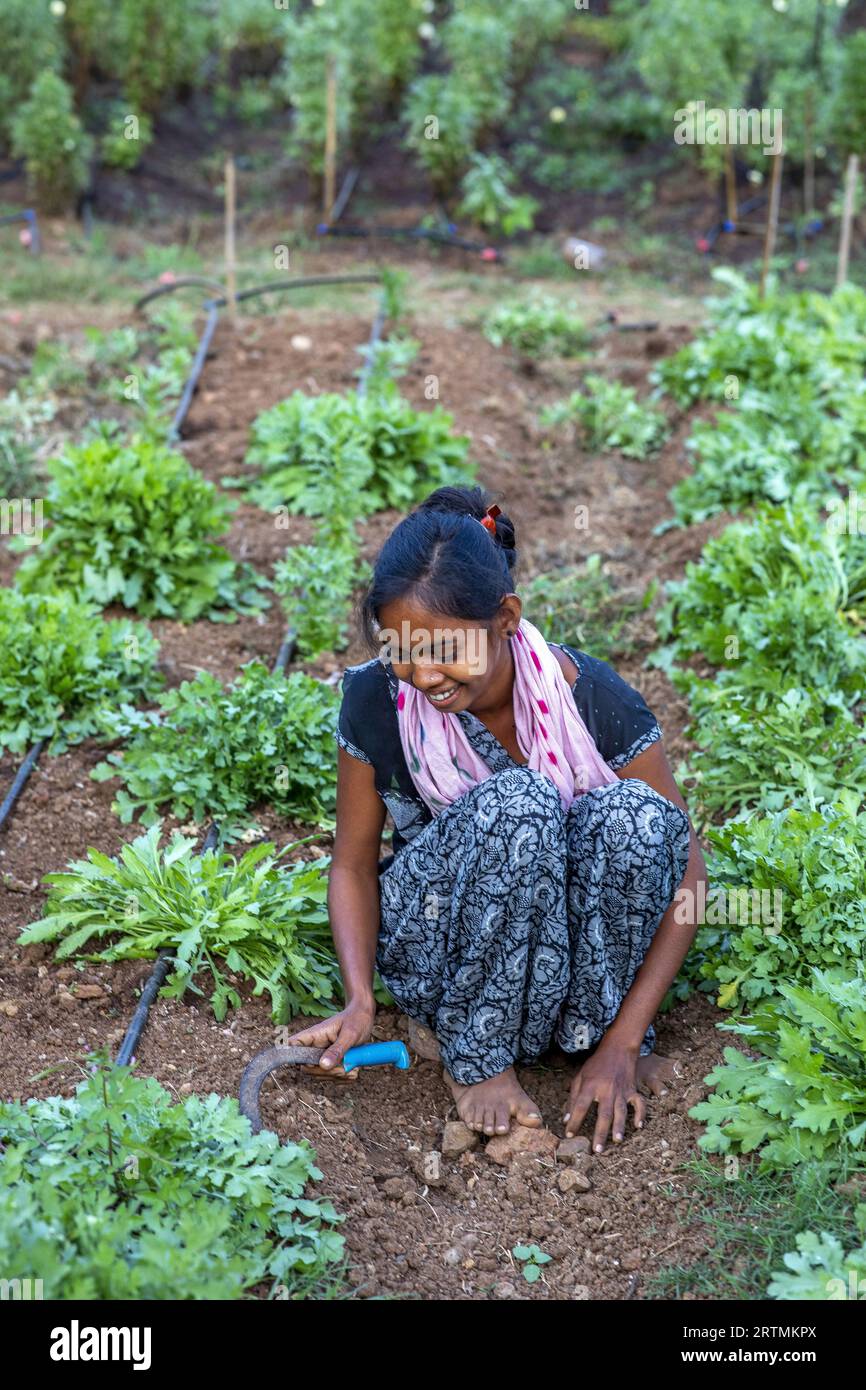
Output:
[{"xmin": 284, "ymin": 1000, "xmax": 376, "ymax": 1076}]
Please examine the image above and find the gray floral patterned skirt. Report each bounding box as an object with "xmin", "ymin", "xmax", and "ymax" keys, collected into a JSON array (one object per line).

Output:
[{"xmin": 377, "ymin": 766, "xmax": 691, "ymax": 1086}]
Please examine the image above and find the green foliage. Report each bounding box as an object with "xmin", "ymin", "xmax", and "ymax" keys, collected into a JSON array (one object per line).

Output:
[
  {"xmin": 402, "ymin": 76, "xmax": 482, "ymax": 194},
  {"xmin": 693, "ymin": 793, "xmax": 866, "ymax": 1009},
  {"xmin": 0, "ymin": 1062, "xmax": 344, "ymax": 1299},
  {"xmin": 654, "ymin": 271, "xmax": 866, "ymax": 408},
  {"xmin": 11, "ymin": 72, "xmax": 93, "ymax": 214},
  {"xmin": 100, "ymin": 103, "xmax": 154, "ymax": 170},
  {"xmin": 93, "ymin": 664, "xmax": 338, "ymax": 832},
  {"xmin": 20, "ymin": 824, "xmax": 343, "ymax": 1023},
  {"xmin": 830, "ymin": 32, "xmax": 866, "ymax": 157},
  {"xmin": 675, "ymin": 682, "xmax": 866, "ymax": 822},
  {"xmin": 523, "ymin": 554, "xmax": 655, "ymax": 662},
  {"xmin": 113, "ymin": 0, "xmax": 209, "ymax": 112},
  {"xmin": 274, "ymin": 539, "xmax": 368, "ymax": 661},
  {"xmin": 691, "ymin": 970, "xmax": 866, "ymax": 1170},
  {"xmin": 457, "ymin": 154, "xmax": 537, "ymax": 236},
  {"xmin": 244, "ymin": 386, "xmax": 471, "ymax": 515},
  {"xmin": 0, "ymin": 0, "xmax": 65, "ymax": 145},
  {"xmin": 512, "ymin": 1243, "xmax": 552, "ymax": 1284},
  {"xmin": 542, "ymin": 374, "xmax": 668, "ymax": 459},
  {"xmin": 483, "ymin": 297, "xmax": 589, "ymax": 358},
  {"xmin": 0, "ymin": 587, "xmax": 161, "ymax": 755},
  {"xmin": 657, "ymin": 502, "xmax": 866, "ymax": 699},
  {"xmin": 769, "ymin": 1214, "xmax": 866, "ymax": 1301},
  {"xmin": 0, "ymin": 390, "xmax": 54, "ymax": 495},
  {"xmin": 16, "ymin": 431, "xmax": 268, "ymax": 622}
]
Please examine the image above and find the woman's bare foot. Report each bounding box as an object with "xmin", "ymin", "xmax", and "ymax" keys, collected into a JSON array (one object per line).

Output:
[
  {"xmin": 636, "ymin": 1052, "xmax": 679, "ymax": 1097},
  {"xmin": 445, "ymin": 1065, "xmax": 543, "ymax": 1135}
]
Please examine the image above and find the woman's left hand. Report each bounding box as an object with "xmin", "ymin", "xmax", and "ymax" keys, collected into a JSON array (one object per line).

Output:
[{"xmin": 563, "ymin": 1041, "xmax": 646, "ymax": 1152}]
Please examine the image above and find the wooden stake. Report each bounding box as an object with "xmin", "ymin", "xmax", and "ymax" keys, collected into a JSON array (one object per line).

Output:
[
  {"xmin": 760, "ymin": 148, "xmax": 784, "ymax": 298},
  {"xmin": 724, "ymin": 145, "xmax": 737, "ymax": 224},
  {"xmin": 323, "ymin": 52, "xmax": 338, "ymax": 221},
  {"xmin": 803, "ymin": 87, "xmax": 814, "ymax": 216},
  {"xmin": 224, "ymin": 155, "xmax": 237, "ymax": 328},
  {"xmin": 836, "ymin": 152, "xmax": 859, "ymax": 289}
]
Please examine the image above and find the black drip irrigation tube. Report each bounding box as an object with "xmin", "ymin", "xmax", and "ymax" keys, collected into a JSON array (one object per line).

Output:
[
  {"xmin": 316, "ymin": 222, "xmax": 503, "ymax": 262},
  {"xmin": 113, "ymin": 625, "xmax": 298, "ymax": 1067},
  {"xmin": 139, "ymin": 272, "xmax": 385, "ymax": 442},
  {"xmin": 0, "ymin": 740, "xmax": 46, "ymax": 833}
]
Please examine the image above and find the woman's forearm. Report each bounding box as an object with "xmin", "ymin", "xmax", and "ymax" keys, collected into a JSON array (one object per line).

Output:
[
  {"xmin": 327, "ymin": 861, "xmax": 382, "ymax": 1008},
  {"xmin": 603, "ymin": 828, "xmax": 708, "ymax": 1053}
]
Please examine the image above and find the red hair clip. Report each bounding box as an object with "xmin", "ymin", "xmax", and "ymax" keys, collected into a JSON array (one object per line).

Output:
[{"xmin": 479, "ymin": 504, "xmax": 501, "ymax": 535}]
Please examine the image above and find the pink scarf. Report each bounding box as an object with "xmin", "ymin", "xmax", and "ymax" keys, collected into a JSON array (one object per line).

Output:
[{"xmin": 395, "ymin": 618, "xmax": 617, "ymax": 814}]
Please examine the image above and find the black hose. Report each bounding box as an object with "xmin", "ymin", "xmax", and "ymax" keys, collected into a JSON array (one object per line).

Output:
[
  {"xmin": 168, "ymin": 301, "xmax": 219, "ymax": 441},
  {"xmin": 166, "ymin": 274, "xmax": 385, "ymax": 440},
  {"xmin": 273, "ymin": 630, "xmax": 298, "ymax": 673},
  {"xmin": 317, "ymin": 223, "xmax": 502, "ymax": 259},
  {"xmin": 0, "ymin": 740, "xmax": 45, "ymax": 832},
  {"xmin": 355, "ymin": 294, "xmax": 387, "ymax": 399},
  {"xmin": 329, "ymin": 166, "xmax": 361, "ymax": 225},
  {"xmin": 134, "ymin": 276, "xmax": 226, "ymax": 312}
]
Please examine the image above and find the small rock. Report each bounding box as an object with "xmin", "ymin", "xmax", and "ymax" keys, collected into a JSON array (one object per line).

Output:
[
  {"xmin": 558, "ymin": 1169, "xmax": 592, "ymax": 1194},
  {"xmin": 55, "ymin": 967, "xmax": 76, "ymax": 982},
  {"xmin": 557, "ymin": 1136, "xmax": 591, "ymax": 1163},
  {"xmin": 0, "ymin": 1002, "xmax": 19, "ymax": 1017},
  {"xmin": 571, "ymin": 1284, "xmax": 590, "ymax": 1300},
  {"xmin": 442, "ymin": 1121, "xmax": 478, "ymax": 1158},
  {"xmin": 72, "ymin": 984, "xmax": 106, "ymax": 1000},
  {"xmin": 443, "ymin": 1246, "xmax": 463, "ymax": 1267},
  {"xmin": 290, "ymin": 334, "xmax": 312, "ymax": 351},
  {"xmin": 57, "ymin": 991, "xmax": 77, "ymax": 1009},
  {"xmin": 382, "ymin": 1176, "xmax": 412, "ymax": 1201},
  {"xmin": 621, "ymin": 1250, "xmax": 642, "ymax": 1272},
  {"xmin": 484, "ymin": 1126, "xmax": 558, "ymax": 1166},
  {"xmin": 179, "ymin": 1083, "xmax": 193, "ymax": 1095},
  {"xmin": 405, "ymin": 1016, "xmax": 441, "ymax": 1061},
  {"xmin": 494, "ymin": 1281, "xmax": 517, "ymax": 1299}
]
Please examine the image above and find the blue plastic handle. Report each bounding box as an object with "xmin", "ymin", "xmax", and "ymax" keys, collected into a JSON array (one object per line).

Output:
[{"xmin": 342, "ymin": 1040, "xmax": 411, "ymax": 1072}]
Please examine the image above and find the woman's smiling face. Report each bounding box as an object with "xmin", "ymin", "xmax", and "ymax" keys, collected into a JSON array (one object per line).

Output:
[{"xmin": 376, "ymin": 593, "xmax": 522, "ymax": 714}]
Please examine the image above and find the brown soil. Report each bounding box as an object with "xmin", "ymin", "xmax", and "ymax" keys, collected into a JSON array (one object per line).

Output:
[{"xmin": 0, "ymin": 284, "xmax": 734, "ymax": 1300}]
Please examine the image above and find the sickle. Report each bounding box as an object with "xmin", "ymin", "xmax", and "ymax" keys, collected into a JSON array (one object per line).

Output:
[{"xmin": 239, "ymin": 1040, "xmax": 411, "ymax": 1134}]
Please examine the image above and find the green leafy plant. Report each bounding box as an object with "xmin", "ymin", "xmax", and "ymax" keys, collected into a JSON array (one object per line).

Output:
[
  {"xmin": 16, "ymin": 431, "xmax": 268, "ymax": 622},
  {"xmin": 243, "ymin": 386, "xmax": 471, "ymax": 514},
  {"xmin": 691, "ymin": 969, "xmax": 866, "ymax": 1171},
  {"xmin": 674, "ymin": 682, "xmax": 866, "ymax": 822},
  {"xmin": 0, "ymin": 0, "xmax": 64, "ymax": 145},
  {"xmin": 20, "ymin": 824, "xmax": 342, "ymax": 1023},
  {"xmin": 0, "ymin": 588, "xmax": 161, "ymax": 755},
  {"xmin": 274, "ymin": 537, "xmax": 368, "ymax": 661},
  {"xmin": 11, "ymin": 71, "xmax": 93, "ymax": 214},
  {"xmin": 541, "ymin": 374, "xmax": 668, "ymax": 459},
  {"xmin": 0, "ymin": 1062, "xmax": 344, "ymax": 1299},
  {"xmin": 100, "ymin": 102, "xmax": 154, "ymax": 170},
  {"xmin": 692, "ymin": 793, "xmax": 866, "ymax": 1010},
  {"xmin": 512, "ymin": 1243, "xmax": 552, "ymax": 1284},
  {"xmin": 483, "ymin": 297, "xmax": 589, "ymax": 358},
  {"xmin": 457, "ymin": 153, "xmax": 537, "ymax": 236},
  {"xmin": 93, "ymin": 664, "xmax": 339, "ymax": 832},
  {"xmin": 769, "ymin": 1213, "xmax": 866, "ymax": 1301},
  {"xmin": 657, "ymin": 501, "xmax": 866, "ymax": 699},
  {"xmin": 523, "ymin": 554, "xmax": 655, "ymax": 662}
]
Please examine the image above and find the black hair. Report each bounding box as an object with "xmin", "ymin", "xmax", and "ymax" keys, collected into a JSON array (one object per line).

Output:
[{"xmin": 360, "ymin": 485, "xmax": 518, "ymax": 646}]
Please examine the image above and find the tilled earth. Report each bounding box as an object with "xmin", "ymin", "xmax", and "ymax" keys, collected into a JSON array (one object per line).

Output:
[{"xmin": 0, "ymin": 282, "xmax": 735, "ymax": 1299}]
